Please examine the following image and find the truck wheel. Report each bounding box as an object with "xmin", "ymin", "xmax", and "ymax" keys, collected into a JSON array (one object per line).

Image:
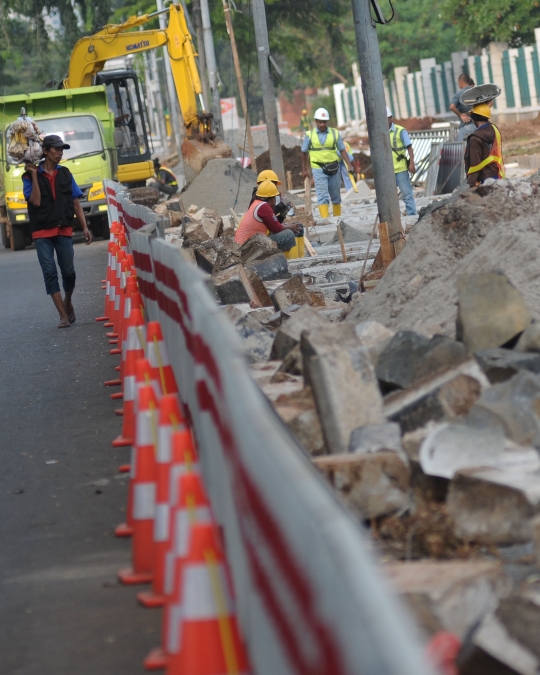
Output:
[
  {"xmin": 1, "ymin": 222, "xmax": 11, "ymax": 249},
  {"xmin": 11, "ymin": 225, "xmax": 27, "ymax": 251}
]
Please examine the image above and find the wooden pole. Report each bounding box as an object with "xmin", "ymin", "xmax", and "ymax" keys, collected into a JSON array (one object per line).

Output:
[
  {"xmin": 337, "ymin": 223, "xmax": 348, "ymax": 263},
  {"xmin": 222, "ymin": 0, "xmax": 257, "ymax": 173},
  {"xmin": 286, "ymin": 170, "xmax": 293, "ymax": 192},
  {"xmin": 359, "ymin": 214, "xmax": 379, "ymax": 286},
  {"xmin": 304, "ymin": 176, "xmax": 313, "ymax": 223}
]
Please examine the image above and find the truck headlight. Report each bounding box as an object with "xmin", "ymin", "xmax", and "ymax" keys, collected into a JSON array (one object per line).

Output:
[
  {"xmin": 6, "ymin": 192, "xmax": 27, "ymax": 209},
  {"xmin": 88, "ymin": 182, "xmax": 105, "ymax": 201}
]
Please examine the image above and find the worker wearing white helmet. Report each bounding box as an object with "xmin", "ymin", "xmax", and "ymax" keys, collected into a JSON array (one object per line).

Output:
[
  {"xmin": 387, "ymin": 106, "xmax": 417, "ymax": 216},
  {"xmin": 301, "ymin": 107, "xmax": 353, "ymax": 219}
]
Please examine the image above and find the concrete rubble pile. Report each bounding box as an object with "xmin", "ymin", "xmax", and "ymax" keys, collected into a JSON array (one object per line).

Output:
[{"xmin": 212, "ymin": 177, "xmax": 540, "ymax": 674}]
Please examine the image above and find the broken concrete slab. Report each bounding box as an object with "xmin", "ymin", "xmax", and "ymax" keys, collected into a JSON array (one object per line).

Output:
[
  {"xmin": 247, "ymin": 307, "xmax": 276, "ymax": 327},
  {"xmin": 199, "ymin": 208, "xmax": 223, "ymax": 239},
  {"xmin": 313, "ymin": 452, "xmax": 410, "ymax": 519},
  {"xmin": 353, "ymin": 320, "xmax": 395, "ymax": 364},
  {"xmin": 181, "ymin": 217, "xmax": 210, "ymax": 248},
  {"xmin": 306, "ymin": 288, "xmax": 326, "ymax": 307},
  {"xmin": 239, "ymin": 233, "xmax": 278, "ymax": 264},
  {"xmin": 468, "ymin": 371, "xmax": 540, "ymax": 448},
  {"xmin": 234, "ymin": 314, "xmax": 275, "ymax": 363},
  {"xmin": 272, "ymin": 276, "xmax": 312, "ymax": 310},
  {"xmin": 194, "ymin": 237, "xmax": 239, "ymax": 274},
  {"xmin": 456, "ymin": 272, "xmax": 531, "ymax": 352},
  {"xmin": 213, "ymin": 245, "xmax": 242, "ymax": 275},
  {"xmin": 419, "ymin": 422, "xmax": 506, "ymax": 479},
  {"xmin": 258, "ymin": 373, "xmax": 304, "ymax": 402},
  {"xmin": 447, "ymin": 467, "xmax": 540, "ymax": 544},
  {"xmin": 384, "ymin": 358, "xmax": 490, "ymax": 434},
  {"xmin": 376, "ymin": 331, "xmax": 469, "ymax": 392},
  {"xmin": 128, "ymin": 186, "xmax": 160, "ymax": 207},
  {"xmin": 249, "ymin": 360, "xmax": 282, "ymax": 386},
  {"xmin": 274, "ymin": 387, "xmax": 327, "ymax": 456},
  {"xmin": 239, "ymin": 266, "xmax": 274, "ymax": 308},
  {"xmin": 402, "ymin": 422, "xmax": 450, "ymax": 503},
  {"xmin": 277, "ymin": 343, "xmax": 303, "ymax": 376},
  {"xmin": 475, "ymin": 348, "xmax": 540, "ymax": 383},
  {"xmin": 270, "ymin": 305, "xmax": 329, "ymax": 359},
  {"xmin": 383, "ymin": 560, "xmax": 509, "ymax": 639},
  {"xmin": 348, "ymin": 422, "xmax": 403, "ymax": 457},
  {"xmin": 245, "ymin": 252, "xmax": 290, "ymax": 281},
  {"xmin": 213, "ymin": 264, "xmax": 272, "ymax": 307}
]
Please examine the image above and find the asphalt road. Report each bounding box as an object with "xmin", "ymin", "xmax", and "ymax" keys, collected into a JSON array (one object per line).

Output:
[{"xmin": 0, "ymin": 238, "xmax": 161, "ymax": 674}]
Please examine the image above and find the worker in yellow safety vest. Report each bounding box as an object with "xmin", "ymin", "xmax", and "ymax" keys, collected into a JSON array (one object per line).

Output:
[
  {"xmin": 149, "ymin": 158, "xmax": 179, "ymax": 196},
  {"xmin": 301, "ymin": 107, "xmax": 354, "ymax": 219},
  {"xmin": 465, "ymin": 103, "xmax": 505, "ymax": 187},
  {"xmin": 388, "ymin": 107, "xmax": 417, "ymax": 216},
  {"xmin": 300, "ymin": 108, "xmax": 311, "ymax": 134}
]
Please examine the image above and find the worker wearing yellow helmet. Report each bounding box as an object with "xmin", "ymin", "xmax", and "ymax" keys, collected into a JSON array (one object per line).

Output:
[
  {"xmin": 235, "ymin": 179, "xmax": 302, "ymax": 251},
  {"xmin": 465, "ymin": 102, "xmax": 505, "ymax": 186},
  {"xmin": 249, "ymin": 169, "xmax": 294, "ymax": 223}
]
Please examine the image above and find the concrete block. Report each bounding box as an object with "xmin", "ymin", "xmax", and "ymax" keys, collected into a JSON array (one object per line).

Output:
[
  {"xmin": 348, "ymin": 422, "xmax": 403, "ymax": 455},
  {"xmin": 214, "ymin": 264, "xmax": 272, "ymax": 307},
  {"xmin": 271, "ymin": 305, "xmax": 329, "ymax": 359},
  {"xmin": 274, "ymin": 387, "xmax": 327, "ymax": 456},
  {"xmin": 239, "ymin": 233, "xmax": 278, "ymax": 264},
  {"xmin": 245, "ymin": 253, "xmax": 290, "ymax": 281},
  {"xmin": 376, "ymin": 331, "xmax": 469, "ymax": 392},
  {"xmin": 128, "ymin": 186, "xmax": 160, "ymax": 207},
  {"xmin": 277, "ymin": 343, "xmax": 303, "ymax": 376},
  {"xmin": 272, "ymin": 276, "xmax": 312, "ymax": 310},
  {"xmin": 475, "ymin": 348, "xmax": 540, "ymax": 383},
  {"xmin": 306, "ymin": 288, "xmax": 326, "ymax": 307},
  {"xmin": 468, "ymin": 371, "xmax": 540, "ymax": 447},
  {"xmin": 353, "ymin": 320, "xmax": 395, "ymax": 364},
  {"xmin": 181, "ymin": 216, "xmax": 210, "ymax": 247},
  {"xmin": 456, "ymin": 272, "xmax": 531, "ymax": 352},
  {"xmin": 383, "ymin": 560, "xmax": 509, "ymax": 639},
  {"xmin": 213, "ymin": 247, "xmax": 242, "ymax": 275},
  {"xmin": 313, "ymin": 452, "xmax": 410, "ymax": 519},
  {"xmin": 239, "ymin": 267, "xmax": 274, "ymax": 308},
  {"xmin": 234, "ymin": 315, "xmax": 275, "ymax": 363},
  {"xmin": 516, "ymin": 323, "xmax": 540, "ymax": 353},
  {"xmin": 247, "ymin": 307, "xmax": 276, "ymax": 327},
  {"xmin": 194, "ymin": 237, "xmax": 238, "ymax": 274},
  {"xmin": 249, "ymin": 360, "xmax": 282, "ymax": 386},
  {"xmin": 199, "ymin": 208, "xmax": 223, "ymax": 239},
  {"xmin": 447, "ymin": 467, "xmax": 540, "ymax": 544},
  {"xmin": 384, "ymin": 359, "xmax": 490, "ymax": 434},
  {"xmin": 258, "ymin": 374, "xmax": 304, "ymax": 402}
]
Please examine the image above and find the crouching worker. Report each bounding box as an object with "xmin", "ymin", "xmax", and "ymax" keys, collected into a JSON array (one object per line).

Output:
[
  {"xmin": 249, "ymin": 169, "xmax": 293, "ymax": 222},
  {"xmin": 235, "ymin": 179, "xmax": 302, "ymax": 251}
]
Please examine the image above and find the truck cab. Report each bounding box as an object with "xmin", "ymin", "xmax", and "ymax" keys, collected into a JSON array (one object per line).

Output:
[{"xmin": 0, "ymin": 86, "xmax": 116, "ymax": 251}]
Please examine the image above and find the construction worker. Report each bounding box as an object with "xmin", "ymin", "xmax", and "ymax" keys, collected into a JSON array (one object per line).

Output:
[
  {"xmin": 148, "ymin": 158, "xmax": 178, "ymax": 196},
  {"xmin": 248, "ymin": 169, "xmax": 293, "ymax": 223},
  {"xmin": 235, "ymin": 179, "xmax": 302, "ymax": 251},
  {"xmin": 465, "ymin": 103, "xmax": 505, "ymax": 186},
  {"xmin": 450, "ymin": 73, "xmax": 476, "ymax": 142},
  {"xmin": 301, "ymin": 108, "xmax": 354, "ymax": 218},
  {"xmin": 388, "ymin": 107, "xmax": 417, "ymax": 216},
  {"xmin": 300, "ymin": 108, "xmax": 311, "ymax": 134}
]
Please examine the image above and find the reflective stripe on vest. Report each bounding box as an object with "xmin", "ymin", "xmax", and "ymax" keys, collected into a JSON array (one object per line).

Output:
[
  {"xmin": 308, "ymin": 128, "xmax": 339, "ymax": 167},
  {"xmin": 390, "ymin": 124, "xmax": 408, "ymax": 173},
  {"xmin": 467, "ymin": 124, "xmax": 506, "ymax": 179},
  {"xmin": 160, "ymin": 166, "xmax": 178, "ymax": 186}
]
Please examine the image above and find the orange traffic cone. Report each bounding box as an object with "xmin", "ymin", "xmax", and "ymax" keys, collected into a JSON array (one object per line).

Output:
[
  {"xmin": 103, "ymin": 242, "xmax": 119, "ymax": 325},
  {"xmin": 146, "ymin": 322, "xmax": 178, "ymax": 396},
  {"xmin": 117, "ymin": 385, "xmax": 158, "ymax": 581},
  {"xmin": 96, "ymin": 240, "xmax": 116, "ymax": 321},
  {"xmin": 137, "ymin": 410, "xmax": 189, "ymax": 609},
  {"xmin": 110, "ymin": 280, "xmax": 140, "ymax": 356},
  {"xmin": 165, "ymin": 523, "xmax": 251, "ymax": 675},
  {"xmin": 105, "ymin": 249, "xmax": 125, "ymax": 332},
  {"xmin": 143, "ymin": 471, "xmax": 210, "ymax": 672}
]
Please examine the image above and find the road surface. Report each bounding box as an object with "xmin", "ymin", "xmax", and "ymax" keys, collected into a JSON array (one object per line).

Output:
[{"xmin": 0, "ymin": 239, "xmax": 160, "ymax": 674}]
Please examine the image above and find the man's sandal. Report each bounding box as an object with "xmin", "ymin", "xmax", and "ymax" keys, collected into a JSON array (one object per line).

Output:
[
  {"xmin": 58, "ymin": 320, "xmax": 71, "ymax": 329},
  {"xmin": 68, "ymin": 311, "xmax": 76, "ymax": 324}
]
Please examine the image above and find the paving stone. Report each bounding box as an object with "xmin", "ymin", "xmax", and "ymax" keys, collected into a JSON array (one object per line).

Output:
[
  {"xmin": 384, "ymin": 359, "xmax": 490, "ymax": 434},
  {"xmin": 475, "ymin": 348, "xmax": 540, "ymax": 384},
  {"xmin": 181, "ymin": 216, "xmax": 210, "ymax": 247},
  {"xmin": 468, "ymin": 371, "xmax": 540, "ymax": 447},
  {"xmin": 313, "ymin": 452, "xmax": 410, "ymax": 519},
  {"xmin": 239, "ymin": 233, "xmax": 278, "ymax": 264},
  {"xmin": 239, "ymin": 267, "xmax": 274, "ymax": 308},
  {"xmin": 212, "ymin": 246, "xmax": 242, "ymax": 275},
  {"xmin": 194, "ymin": 237, "xmax": 238, "ymax": 274},
  {"xmin": 199, "ymin": 208, "xmax": 223, "ymax": 239},
  {"xmin": 274, "ymin": 387, "xmax": 327, "ymax": 456},
  {"xmin": 516, "ymin": 323, "xmax": 540, "ymax": 353},
  {"xmin": 456, "ymin": 272, "xmax": 531, "ymax": 352},
  {"xmin": 383, "ymin": 560, "xmax": 509, "ymax": 639},
  {"xmin": 245, "ymin": 253, "xmax": 290, "ymax": 281},
  {"xmin": 272, "ymin": 276, "xmax": 312, "ymax": 310},
  {"xmin": 447, "ymin": 467, "xmax": 540, "ymax": 544},
  {"xmin": 234, "ymin": 315, "xmax": 275, "ymax": 363},
  {"xmin": 270, "ymin": 305, "xmax": 329, "ymax": 359},
  {"xmin": 376, "ymin": 331, "xmax": 469, "ymax": 393},
  {"xmin": 348, "ymin": 422, "xmax": 403, "ymax": 456}
]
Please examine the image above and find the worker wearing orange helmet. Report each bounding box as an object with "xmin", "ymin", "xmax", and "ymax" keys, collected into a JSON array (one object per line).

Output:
[
  {"xmin": 235, "ymin": 179, "xmax": 302, "ymax": 251},
  {"xmin": 248, "ymin": 169, "xmax": 294, "ymax": 223},
  {"xmin": 300, "ymin": 108, "xmax": 311, "ymax": 134},
  {"xmin": 465, "ymin": 103, "xmax": 505, "ymax": 186}
]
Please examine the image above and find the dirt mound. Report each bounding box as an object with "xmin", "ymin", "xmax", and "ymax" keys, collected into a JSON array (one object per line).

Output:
[
  {"xmin": 180, "ymin": 158, "xmax": 257, "ymax": 215},
  {"xmin": 352, "ymin": 151, "xmax": 373, "ymax": 179},
  {"xmin": 256, "ymin": 145, "xmax": 304, "ymax": 189},
  {"xmin": 345, "ymin": 179, "xmax": 540, "ymax": 335}
]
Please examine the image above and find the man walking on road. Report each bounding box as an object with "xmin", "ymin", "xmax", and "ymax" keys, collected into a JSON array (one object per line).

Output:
[
  {"xmin": 23, "ymin": 134, "xmax": 92, "ymax": 328},
  {"xmin": 388, "ymin": 107, "xmax": 417, "ymax": 216},
  {"xmin": 301, "ymin": 108, "xmax": 354, "ymax": 219}
]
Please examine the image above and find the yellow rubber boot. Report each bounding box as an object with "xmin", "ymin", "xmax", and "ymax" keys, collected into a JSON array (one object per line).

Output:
[
  {"xmin": 296, "ymin": 235, "xmax": 305, "ymax": 258},
  {"xmin": 318, "ymin": 203, "xmax": 329, "ymax": 219},
  {"xmin": 332, "ymin": 203, "xmax": 342, "ymax": 217}
]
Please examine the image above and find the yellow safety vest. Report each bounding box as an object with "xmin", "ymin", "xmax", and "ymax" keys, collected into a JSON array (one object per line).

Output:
[
  {"xmin": 307, "ymin": 128, "xmax": 339, "ymax": 168},
  {"xmin": 467, "ymin": 124, "xmax": 506, "ymax": 179},
  {"xmin": 159, "ymin": 165, "xmax": 178, "ymax": 186},
  {"xmin": 390, "ymin": 124, "xmax": 409, "ymax": 173}
]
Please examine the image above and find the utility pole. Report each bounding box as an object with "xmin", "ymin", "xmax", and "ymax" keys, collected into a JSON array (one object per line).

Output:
[
  {"xmin": 192, "ymin": 0, "xmax": 211, "ymax": 112},
  {"xmin": 149, "ymin": 50, "xmax": 170, "ymax": 155},
  {"xmin": 156, "ymin": 0, "xmax": 185, "ymax": 160},
  {"xmin": 251, "ymin": 0, "xmax": 285, "ymax": 185},
  {"xmin": 222, "ymin": 0, "xmax": 257, "ymax": 173},
  {"xmin": 199, "ymin": 0, "xmax": 224, "ymax": 136},
  {"xmin": 350, "ymin": 0, "xmax": 403, "ymax": 250}
]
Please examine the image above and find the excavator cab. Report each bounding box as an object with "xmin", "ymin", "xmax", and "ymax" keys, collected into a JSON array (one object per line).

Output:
[{"xmin": 96, "ymin": 70, "xmax": 153, "ymax": 186}]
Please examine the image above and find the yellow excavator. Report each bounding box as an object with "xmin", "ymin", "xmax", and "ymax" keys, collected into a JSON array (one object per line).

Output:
[{"xmin": 62, "ymin": 3, "xmax": 231, "ymax": 186}]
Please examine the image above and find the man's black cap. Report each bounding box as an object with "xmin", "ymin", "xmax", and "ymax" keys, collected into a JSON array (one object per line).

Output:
[{"xmin": 42, "ymin": 134, "xmax": 70, "ymax": 150}]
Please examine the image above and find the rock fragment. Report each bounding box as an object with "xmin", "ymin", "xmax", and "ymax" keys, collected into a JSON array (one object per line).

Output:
[
  {"xmin": 475, "ymin": 348, "xmax": 540, "ymax": 383},
  {"xmin": 213, "ymin": 264, "xmax": 272, "ymax": 307},
  {"xmin": 270, "ymin": 306, "xmax": 329, "ymax": 359},
  {"xmin": 245, "ymin": 253, "xmax": 290, "ymax": 281},
  {"xmin": 272, "ymin": 276, "xmax": 312, "ymax": 310},
  {"xmin": 273, "ymin": 387, "xmax": 327, "ymax": 456},
  {"xmin": 234, "ymin": 314, "xmax": 275, "ymax": 362},
  {"xmin": 349, "ymin": 422, "xmax": 403, "ymax": 456}
]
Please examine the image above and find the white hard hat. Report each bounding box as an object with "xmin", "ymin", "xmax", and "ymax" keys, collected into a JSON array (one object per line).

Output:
[
  {"xmin": 313, "ymin": 107, "xmax": 330, "ymax": 121},
  {"xmin": 386, "ymin": 106, "xmax": 393, "ymax": 117}
]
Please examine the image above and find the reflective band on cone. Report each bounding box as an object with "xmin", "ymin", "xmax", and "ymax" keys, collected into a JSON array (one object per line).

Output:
[{"xmin": 146, "ymin": 322, "xmax": 178, "ymax": 396}]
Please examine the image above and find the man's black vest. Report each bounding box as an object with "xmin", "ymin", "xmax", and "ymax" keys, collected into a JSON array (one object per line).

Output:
[{"xmin": 24, "ymin": 166, "xmax": 76, "ymax": 233}]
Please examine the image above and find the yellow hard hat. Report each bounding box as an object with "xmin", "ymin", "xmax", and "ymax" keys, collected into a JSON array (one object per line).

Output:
[
  {"xmin": 472, "ymin": 103, "xmax": 492, "ymax": 119},
  {"xmin": 255, "ymin": 179, "xmax": 280, "ymax": 198},
  {"xmin": 256, "ymin": 169, "xmax": 281, "ymax": 185},
  {"xmin": 302, "ymin": 108, "xmax": 308, "ymax": 114}
]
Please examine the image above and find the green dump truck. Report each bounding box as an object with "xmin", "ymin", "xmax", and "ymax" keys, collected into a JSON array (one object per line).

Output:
[{"xmin": 0, "ymin": 86, "xmax": 117, "ymax": 251}]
